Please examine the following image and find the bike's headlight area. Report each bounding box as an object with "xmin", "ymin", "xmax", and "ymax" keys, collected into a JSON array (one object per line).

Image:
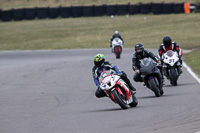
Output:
[
  {"xmin": 175, "ymin": 62, "xmax": 181, "ymax": 66},
  {"xmin": 152, "ymin": 67, "xmax": 157, "ymax": 72},
  {"xmin": 163, "ymin": 63, "xmax": 170, "ymax": 67}
]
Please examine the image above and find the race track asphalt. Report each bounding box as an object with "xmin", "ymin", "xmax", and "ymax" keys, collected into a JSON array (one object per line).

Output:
[{"xmin": 0, "ymin": 48, "xmax": 199, "ymax": 133}]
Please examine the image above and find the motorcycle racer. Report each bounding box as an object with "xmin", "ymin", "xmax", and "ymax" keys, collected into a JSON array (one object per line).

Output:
[
  {"xmin": 132, "ymin": 43, "xmax": 161, "ymax": 82},
  {"xmin": 157, "ymin": 36, "xmax": 183, "ymax": 74},
  {"xmin": 92, "ymin": 54, "xmax": 136, "ymax": 98},
  {"xmin": 110, "ymin": 31, "xmax": 124, "ymax": 47}
]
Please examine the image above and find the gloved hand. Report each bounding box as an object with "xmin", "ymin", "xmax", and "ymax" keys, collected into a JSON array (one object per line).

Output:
[
  {"xmin": 157, "ymin": 60, "xmax": 162, "ymax": 66},
  {"xmin": 178, "ymin": 55, "xmax": 182, "ymax": 64},
  {"xmin": 117, "ymin": 71, "xmax": 123, "ymax": 76},
  {"xmin": 134, "ymin": 69, "xmax": 140, "ymax": 74}
]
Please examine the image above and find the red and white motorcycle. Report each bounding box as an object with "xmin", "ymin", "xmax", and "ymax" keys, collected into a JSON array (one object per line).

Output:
[
  {"xmin": 111, "ymin": 37, "xmax": 123, "ymax": 59},
  {"xmin": 99, "ymin": 70, "xmax": 138, "ymax": 109}
]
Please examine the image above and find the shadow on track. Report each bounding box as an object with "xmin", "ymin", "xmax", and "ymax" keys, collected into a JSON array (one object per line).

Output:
[
  {"xmin": 87, "ymin": 108, "xmax": 123, "ymax": 113},
  {"xmin": 163, "ymin": 82, "xmax": 198, "ymax": 88},
  {"xmin": 137, "ymin": 93, "xmax": 179, "ymax": 99}
]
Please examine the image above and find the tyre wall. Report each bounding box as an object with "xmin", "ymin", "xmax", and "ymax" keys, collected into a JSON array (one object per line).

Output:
[{"xmin": 0, "ymin": 3, "xmax": 198, "ymax": 22}]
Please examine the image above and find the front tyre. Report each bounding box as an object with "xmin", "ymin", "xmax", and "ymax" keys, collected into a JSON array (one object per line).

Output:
[
  {"xmin": 112, "ymin": 89, "xmax": 128, "ymax": 109},
  {"xmin": 129, "ymin": 94, "xmax": 138, "ymax": 107},
  {"xmin": 149, "ymin": 78, "xmax": 161, "ymax": 97},
  {"xmin": 170, "ymin": 68, "xmax": 178, "ymax": 86}
]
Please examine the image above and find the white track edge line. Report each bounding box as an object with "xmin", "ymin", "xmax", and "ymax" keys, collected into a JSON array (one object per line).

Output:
[{"xmin": 183, "ymin": 61, "xmax": 200, "ymax": 84}]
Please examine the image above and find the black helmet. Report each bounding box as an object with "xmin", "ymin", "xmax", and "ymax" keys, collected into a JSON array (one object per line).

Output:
[
  {"xmin": 135, "ymin": 43, "xmax": 144, "ymax": 54},
  {"xmin": 94, "ymin": 54, "xmax": 105, "ymax": 68},
  {"xmin": 163, "ymin": 36, "xmax": 172, "ymax": 48}
]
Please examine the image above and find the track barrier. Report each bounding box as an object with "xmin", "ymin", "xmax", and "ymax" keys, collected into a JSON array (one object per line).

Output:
[
  {"xmin": 184, "ymin": 3, "xmax": 190, "ymax": 13},
  {"xmin": 0, "ymin": 2, "xmax": 199, "ymax": 22}
]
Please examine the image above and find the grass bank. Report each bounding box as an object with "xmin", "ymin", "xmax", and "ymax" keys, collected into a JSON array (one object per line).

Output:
[
  {"xmin": 0, "ymin": 13, "xmax": 200, "ymax": 50},
  {"xmin": 0, "ymin": 0, "xmax": 199, "ymax": 9},
  {"xmin": 0, "ymin": 13, "xmax": 200, "ymax": 75},
  {"xmin": 183, "ymin": 49, "xmax": 200, "ymax": 76}
]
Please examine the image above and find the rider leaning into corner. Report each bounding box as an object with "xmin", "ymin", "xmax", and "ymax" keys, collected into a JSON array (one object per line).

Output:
[
  {"xmin": 132, "ymin": 43, "xmax": 162, "ymax": 82},
  {"xmin": 92, "ymin": 54, "xmax": 136, "ymax": 98},
  {"xmin": 109, "ymin": 31, "xmax": 124, "ymax": 47},
  {"xmin": 157, "ymin": 36, "xmax": 183, "ymax": 74}
]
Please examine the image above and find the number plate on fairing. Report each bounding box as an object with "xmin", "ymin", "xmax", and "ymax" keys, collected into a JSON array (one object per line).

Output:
[{"xmin": 126, "ymin": 95, "xmax": 133, "ymax": 104}]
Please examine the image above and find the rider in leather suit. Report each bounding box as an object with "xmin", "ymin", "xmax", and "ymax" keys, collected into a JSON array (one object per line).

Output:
[
  {"xmin": 92, "ymin": 54, "xmax": 136, "ymax": 98},
  {"xmin": 132, "ymin": 43, "xmax": 161, "ymax": 82}
]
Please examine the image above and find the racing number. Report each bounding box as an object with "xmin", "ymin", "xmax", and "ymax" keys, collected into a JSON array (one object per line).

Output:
[{"xmin": 169, "ymin": 59, "xmax": 174, "ymax": 63}]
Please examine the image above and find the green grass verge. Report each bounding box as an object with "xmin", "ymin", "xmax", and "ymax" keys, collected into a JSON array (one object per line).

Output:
[
  {"xmin": 0, "ymin": 13, "xmax": 200, "ymax": 75},
  {"xmin": 0, "ymin": 13, "xmax": 200, "ymax": 50},
  {"xmin": 0, "ymin": 0, "xmax": 199, "ymax": 9},
  {"xmin": 183, "ymin": 48, "xmax": 200, "ymax": 76}
]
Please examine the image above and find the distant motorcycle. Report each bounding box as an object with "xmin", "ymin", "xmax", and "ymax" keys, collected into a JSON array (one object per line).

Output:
[
  {"xmin": 99, "ymin": 70, "xmax": 138, "ymax": 109},
  {"xmin": 162, "ymin": 50, "xmax": 182, "ymax": 86},
  {"xmin": 140, "ymin": 58, "xmax": 164, "ymax": 97},
  {"xmin": 111, "ymin": 37, "xmax": 123, "ymax": 59}
]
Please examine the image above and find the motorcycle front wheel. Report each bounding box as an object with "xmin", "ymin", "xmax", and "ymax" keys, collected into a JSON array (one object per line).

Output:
[
  {"xmin": 149, "ymin": 78, "xmax": 161, "ymax": 97},
  {"xmin": 112, "ymin": 89, "xmax": 128, "ymax": 109},
  {"xmin": 170, "ymin": 68, "xmax": 178, "ymax": 86},
  {"xmin": 129, "ymin": 93, "xmax": 138, "ymax": 107}
]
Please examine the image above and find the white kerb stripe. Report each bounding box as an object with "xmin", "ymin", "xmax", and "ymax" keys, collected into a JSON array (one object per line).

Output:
[{"xmin": 183, "ymin": 61, "xmax": 200, "ymax": 84}]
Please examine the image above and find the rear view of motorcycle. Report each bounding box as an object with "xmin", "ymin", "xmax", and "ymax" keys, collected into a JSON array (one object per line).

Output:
[
  {"xmin": 99, "ymin": 70, "xmax": 138, "ymax": 109},
  {"xmin": 111, "ymin": 37, "xmax": 123, "ymax": 59},
  {"xmin": 140, "ymin": 58, "xmax": 164, "ymax": 97},
  {"xmin": 162, "ymin": 50, "xmax": 182, "ymax": 86}
]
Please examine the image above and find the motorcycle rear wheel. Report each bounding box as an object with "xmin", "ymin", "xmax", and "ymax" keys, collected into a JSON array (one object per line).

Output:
[
  {"xmin": 115, "ymin": 47, "xmax": 121, "ymax": 59},
  {"xmin": 112, "ymin": 89, "xmax": 128, "ymax": 109}
]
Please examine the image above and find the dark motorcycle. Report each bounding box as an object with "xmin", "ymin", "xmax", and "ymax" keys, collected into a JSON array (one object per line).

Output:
[{"xmin": 140, "ymin": 58, "xmax": 164, "ymax": 97}]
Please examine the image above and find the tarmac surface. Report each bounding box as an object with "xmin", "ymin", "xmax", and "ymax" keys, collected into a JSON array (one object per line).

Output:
[{"xmin": 0, "ymin": 48, "xmax": 199, "ymax": 133}]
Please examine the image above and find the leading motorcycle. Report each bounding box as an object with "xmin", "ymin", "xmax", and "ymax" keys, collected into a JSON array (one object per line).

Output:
[
  {"xmin": 140, "ymin": 58, "xmax": 164, "ymax": 97},
  {"xmin": 99, "ymin": 70, "xmax": 138, "ymax": 109},
  {"xmin": 111, "ymin": 37, "xmax": 123, "ymax": 59},
  {"xmin": 162, "ymin": 50, "xmax": 182, "ymax": 86}
]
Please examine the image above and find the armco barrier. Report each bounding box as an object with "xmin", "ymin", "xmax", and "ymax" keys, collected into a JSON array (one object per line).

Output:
[
  {"xmin": 152, "ymin": 3, "xmax": 163, "ymax": 14},
  {"xmin": 83, "ymin": 6, "xmax": 94, "ymax": 17},
  {"xmin": 94, "ymin": 5, "xmax": 106, "ymax": 16},
  {"xmin": 25, "ymin": 8, "xmax": 36, "ymax": 20},
  {"xmin": 117, "ymin": 4, "xmax": 129, "ymax": 15},
  {"xmin": 0, "ymin": 3, "xmax": 198, "ymax": 22},
  {"xmin": 37, "ymin": 7, "xmax": 48, "ymax": 19},
  {"xmin": 48, "ymin": 7, "xmax": 60, "ymax": 18},
  {"xmin": 129, "ymin": 4, "xmax": 140, "ymax": 14},
  {"xmin": 1, "ymin": 10, "xmax": 13, "ymax": 21},
  {"xmin": 173, "ymin": 3, "xmax": 184, "ymax": 13},
  {"xmin": 71, "ymin": 6, "xmax": 83, "ymax": 17},
  {"xmin": 60, "ymin": 7, "xmax": 72, "ymax": 18},
  {"xmin": 140, "ymin": 3, "xmax": 152, "ymax": 14},
  {"xmin": 195, "ymin": 4, "xmax": 200, "ymax": 12},
  {"xmin": 12, "ymin": 8, "xmax": 25, "ymax": 21},
  {"xmin": 163, "ymin": 3, "xmax": 174, "ymax": 14},
  {"xmin": 106, "ymin": 5, "xmax": 117, "ymax": 16}
]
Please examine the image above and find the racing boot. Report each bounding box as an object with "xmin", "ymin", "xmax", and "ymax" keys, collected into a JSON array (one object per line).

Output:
[
  {"xmin": 178, "ymin": 66, "xmax": 183, "ymax": 75},
  {"xmin": 128, "ymin": 83, "xmax": 136, "ymax": 94}
]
